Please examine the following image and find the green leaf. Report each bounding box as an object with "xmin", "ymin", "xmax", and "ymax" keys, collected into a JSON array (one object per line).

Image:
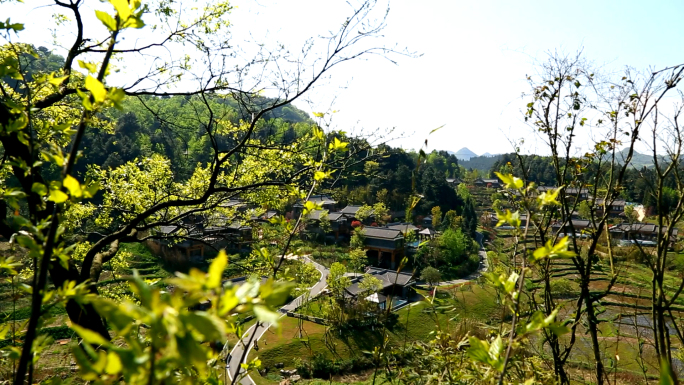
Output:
[
  {"xmin": 78, "ymin": 60, "xmax": 99, "ymax": 74},
  {"xmin": 548, "ymin": 322, "xmax": 570, "ymax": 336},
  {"xmin": 660, "ymin": 359, "xmax": 675, "ymax": 385},
  {"xmin": 466, "ymin": 336, "xmax": 491, "ymax": 364},
  {"xmin": 95, "ymin": 10, "xmax": 117, "ymax": 31},
  {"xmin": 312, "ymin": 128, "xmax": 325, "ymax": 140},
  {"xmin": 104, "ymin": 351, "xmax": 122, "ymax": 374},
  {"xmin": 429, "ymin": 124, "xmax": 445, "ymax": 135},
  {"xmin": 538, "ymin": 186, "xmax": 561, "ymax": 206},
  {"xmin": 63, "ymin": 175, "xmax": 82, "ymax": 198},
  {"xmin": 262, "ymin": 282, "xmax": 294, "ymax": 307},
  {"xmin": 488, "ymin": 335, "xmax": 504, "ymax": 371},
  {"xmin": 312, "ymin": 112, "xmax": 325, "ymax": 118},
  {"xmin": 494, "ymin": 172, "xmax": 523, "ymax": 190},
  {"xmin": 314, "ymin": 171, "xmax": 327, "ymax": 181},
  {"xmin": 0, "ymin": 19, "xmax": 24, "ymax": 32},
  {"xmin": 49, "ymin": 189, "xmax": 68, "ymax": 204},
  {"xmin": 70, "ymin": 324, "xmax": 110, "ymax": 347},
  {"xmin": 253, "ymin": 305, "xmax": 279, "ymax": 324},
  {"xmin": 89, "ymin": 298, "xmax": 134, "ymax": 332},
  {"xmin": 532, "ymin": 236, "xmax": 576, "ymax": 261},
  {"xmin": 303, "ymin": 200, "xmax": 321, "ymax": 215},
  {"xmin": 31, "ymin": 182, "xmax": 47, "ymax": 196},
  {"xmin": 109, "ymin": 0, "xmax": 132, "ymax": 20},
  {"xmin": 47, "ymin": 74, "xmax": 68, "ymax": 86},
  {"xmin": 504, "ymin": 272, "xmax": 519, "ymax": 294},
  {"xmin": 328, "ymin": 137, "xmax": 348, "ymax": 152},
  {"xmin": 494, "ymin": 209, "xmax": 521, "ymax": 229},
  {"xmin": 207, "ymin": 250, "xmax": 227, "ymax": 289},
  {"xmin": 182, "ymin": 312, "xmax": 226, "ymax": 342},
  {"xmin": 108, "ymin": 87, "xmax": 126, "ymax": 109},
  {"xmin": 85, "ymin": 76, "xmax": 106, "ymax": 103}
]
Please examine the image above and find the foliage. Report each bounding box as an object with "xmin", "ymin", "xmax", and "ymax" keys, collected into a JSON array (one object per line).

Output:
[
  {"xmin": 327, "ymin": 262, "xmax": 351, "ymax": 300},
  {"xmin": 347, "ymin": 248, "xmax": 368, "ymax": 276},
  {"xmin": 355, "ymin": 202, "xmax": 390, "ymax": 225},
  {"xmin": 358, "ymin": 274, "xmax": 383, "ymax": 296},
  {"xmin": 0, "ymin": 0, "xmax": 401, "ymax": 382},
  {"xmin": 350, "ymin": 227, "xmax": 366, "ymax": 249},
  {"xmin": 577, "ymin": 200, "xmax": 592, "ymax": 219},
  {"xmin": 439, "ymin": 229, "xmax": 478, "ymax": 267},
  {"xmin": 420, "ymin": 266, "xmax": 441, "ymax": 286},
  {"xmin": 73, "ymin": 252, "xmax": 292, "ymax": 384},
  {"xmin": 430, "ymin": 206, "xmax": 442, "ymax": 228}
]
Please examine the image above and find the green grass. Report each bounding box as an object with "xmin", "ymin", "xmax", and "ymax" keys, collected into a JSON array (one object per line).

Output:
[{"xmin": 249, "ymin": 287, "xmax": 502, "ymax": 384}]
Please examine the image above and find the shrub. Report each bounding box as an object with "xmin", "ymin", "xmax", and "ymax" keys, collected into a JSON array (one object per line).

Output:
[
  {"xmin": 420, "ymin": 266, "xmax": 442, "ymax": 286},
  {"xmin": 668, "ymin": 253, "xmax": 684, "ymax": 272},
  {"xmin": 296, "ymin": 353, "xmax": 374, "ymax": 379},
  {"xmin": 550, "ymin": 278, "xmax": 576, "ymax": 297}
]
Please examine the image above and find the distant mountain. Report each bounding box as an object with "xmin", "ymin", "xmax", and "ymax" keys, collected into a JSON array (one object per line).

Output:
[
  {"xmin": 450, "ymin": 147, "xmax": 478, "ymax": 161},
  {"xmin": 617, "ymin": 148, "xmax": 656, "ymax": 169},
  {"xmin": 481, "ymin": 152, "xmax": 498, "ymax": 157}
]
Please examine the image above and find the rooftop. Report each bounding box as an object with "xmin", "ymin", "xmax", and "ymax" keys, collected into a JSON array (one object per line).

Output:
[
  {"xmin": 294, "ymin": 194, "xmax": 337, "ymax": 207},
  {"xmin": 340, "ymin": 205, "xmax": 364, "ymax": 215},
  {"xmin": 386, "ymin": 223, "xmax": 419, "ymax": 232},
  {"xmin": 305, "ymin": 210, "xmax": 346, "ymax": 221},
  {"xmin": 344, "ymin": 267, "xmax": 414, "ymax": 297},
  {"xmin": 366, "ymin": 267, "xmax": 415, "ymax": 287},
  {"xmin": 363, "ymin": 226, "xmax": 403, "ymax": 240}
]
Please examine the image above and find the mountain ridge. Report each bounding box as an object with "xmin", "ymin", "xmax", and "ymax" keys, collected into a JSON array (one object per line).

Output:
[{"xmin": 449, "ymin": 147, "xmax": 478, "ymax": 161}]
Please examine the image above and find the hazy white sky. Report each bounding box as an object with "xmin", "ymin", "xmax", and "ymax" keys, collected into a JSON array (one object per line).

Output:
[{"xmin": 5, "ymin": 0, "xmax": 684, "ymax": 155}]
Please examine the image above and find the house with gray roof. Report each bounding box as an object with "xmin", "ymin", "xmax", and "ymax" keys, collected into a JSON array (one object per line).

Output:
[
  {"xmin": 362, "ymin": 226, "xmax": 404, "ymax": 269},
  {"xmin": 304, "ymin": 209, "xmax": 348, "ymax": 240},
  {"xmin": 343, "ymin": 267, "xmax": 415, "ymax": 310},
  {"xmin": 292, "ymin": 194, "xmax": 338, "ymax": 219},
  {"xmin": 609, "ymin": 223, "xmax": 678, "ymax": 245},
  {"xmin": 339, "ymin": 205, "xmax": 364, "ymax": 221},
  {"xmin": 592, "ymin": 198, "xmax": 626, "ymax": 217},
  {"xmin": 386, "ymin": 222, "xmax": 419, "ymax": 233}
]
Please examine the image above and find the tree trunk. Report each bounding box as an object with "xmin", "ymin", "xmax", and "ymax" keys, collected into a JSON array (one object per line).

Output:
[
  {"xmin": 65, "ymin": 300, "xmax": 110, "ymax": 339},
  {"xmin": 585, "ymin": 293, "xmax": 604, "ymax": 384}
]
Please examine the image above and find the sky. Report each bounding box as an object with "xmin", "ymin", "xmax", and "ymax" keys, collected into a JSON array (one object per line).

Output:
[{"xmin": 5, "ymin": 0, "xmax": 684, "ymax": 156}]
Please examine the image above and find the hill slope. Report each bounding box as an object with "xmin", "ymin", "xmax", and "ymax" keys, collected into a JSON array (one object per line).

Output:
[{"xmin": 461, "ymin": 154, "xmax": 503, "ymax": 173}]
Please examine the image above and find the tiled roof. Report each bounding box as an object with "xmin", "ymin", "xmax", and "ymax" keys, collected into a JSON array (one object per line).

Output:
[
  {"xmin": 340, "ymin": 205, "xmax": 363, "ymax": 215},
  {"xmin": 551, "ymin": 219, "xmax": 591, "ymax": 229},
  {"xmin": 228, "ymin": 221, "xmax": 251, "ymax": 230},
  {"xmin": 363, "ymin": 226, "xmax": 403, "ymax": 240},
  {"xmin": 386, "ymin": 223, "xmax": 419, "ymax": 232},
  {"xmin": 306, "ymin": 210, "xmax": 345, "ymax": 221},
  {"xmin": 294, "ymin": 194, "xmax": 337, "ymax": 207},
  {"xmin": 344, "ymin": 268, "xmax": 414, "ymax": 298},
  {"xmin": 611, "ymin": 223, "xmax": 656, "ymax": 233},
  {"xmin": 159, "ymin": 225, "xmax": 180, "ymax": 234},
  {"xmin": 609, "ymin": 223, "xmax": 680, "ymax": 235},
  {"xmin": 366, "ymin": 267, "xmax": 414, "ymax": 287}
]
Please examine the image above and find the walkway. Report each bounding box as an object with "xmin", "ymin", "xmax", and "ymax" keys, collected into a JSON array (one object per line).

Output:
[{"xmin": 225, "ymin": 255, "xmax": 329, "ymax": 385}]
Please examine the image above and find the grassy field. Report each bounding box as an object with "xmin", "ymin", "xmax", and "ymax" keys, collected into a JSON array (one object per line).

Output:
[{"xmin": 248, "ymin": 285, "xmax": 502, "ymax": 384}]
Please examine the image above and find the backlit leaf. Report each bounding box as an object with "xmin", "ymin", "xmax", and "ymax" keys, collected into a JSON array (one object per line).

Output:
[{"xmin": 85, "ymin": 76, "xmax": 106, "ymax": 103}]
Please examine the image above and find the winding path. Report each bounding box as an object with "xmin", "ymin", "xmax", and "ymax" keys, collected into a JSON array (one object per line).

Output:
[{"xmin": 225, "ymin": 256, "xmax": 329, "ymax": 385}]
